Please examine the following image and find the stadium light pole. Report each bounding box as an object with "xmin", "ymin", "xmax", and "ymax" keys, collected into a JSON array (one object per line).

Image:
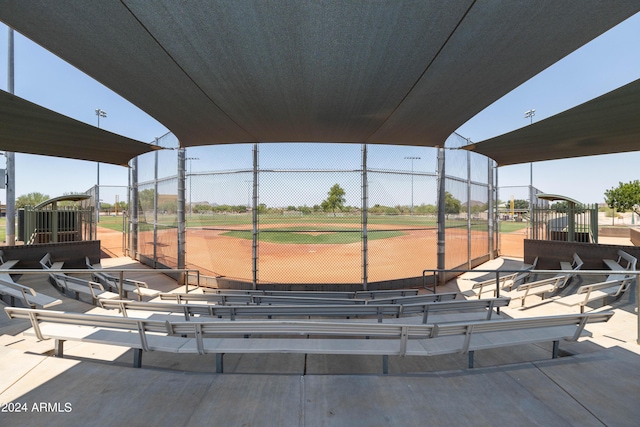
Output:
[
  {"xmin": 186, "ymin": 157, "xmax": 199, "ymax": 216},
  {"xmin": 404, "ymin": 156, "xmax": 420, "ymax": 215},
  {"xmin": 524, "ymin": 109, "xmax": 535, "ymax": 238},
  {"xmin": 95, "ymin": 108, "xmax": 107, "ymax": 224}
]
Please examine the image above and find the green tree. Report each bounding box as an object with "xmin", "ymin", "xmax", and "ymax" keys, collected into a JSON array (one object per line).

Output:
[
  {"xmin": 16, "ymin": 192, "xmax": 50, "ymax": 208},
  {"xmin": 604, "ymin": 180, "xmax": 640, "ymax": 222},
  {"xmin": 118, "ymin": 201, "xmax": 128, "ymax": 210},
  {"xmin": 551, "ymin": 201, "xmax": 586, "ymax": 214},
  {"xmin": 138, "ymin": 189, "xmax": 155, "ymax": 211},
  {"xmin": 321, "ymin": 183, "xmax": 346, "ymax": 216},
  {"xmin": 194, "ymin": 204, "xmax": 212, "ymax": 213},
  {"xmin": 444, "ymin": 192, "xmax": 461, "ymax": 216},
  {"xmin": 513, "ymin": 199, "xmax": 529, "ymax": 210}
]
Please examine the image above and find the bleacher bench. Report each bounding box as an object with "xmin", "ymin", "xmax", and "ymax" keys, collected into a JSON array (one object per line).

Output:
[
  {"xmin": 85, "ymin": 257, "xmax": 160, "ymax": 301},
  {"xmin": 554, "ymin": 277, "xmax": 634, "ymax": 313},
  {"xmin": 0, "ymin": 252, "xmax": 62, "ymax": 308},
  {"xmin": 40, "ymin": 253, "xmax": 119, "ymax": 304},
  {"xmin": 603, "ymin": 250, "xmax": 637, "ymax": 281},
  {"xmin": 200, "ymin": 288, "xmax": 420, "ymax": 300},
  {"xmin": 500, "ymin": 275, "xmax": 569, "ymax": 307},
  {"xmin": 462, "ymin": 272, "xmax": 519, "ymax": 299},
  {"xmin": 158, "ymin": 292, "xmax": 458, "ymax": 306},
  {"xmin": 4, "ymin": 307, "xmax": 613, "ymax": 373},
  {"xmin": 559, "ymin": 253, "xmax": 583, "ymax": 282},
  {"xmin": 100, "ymin": 297, "xmax": 510, "ymax": 324}
]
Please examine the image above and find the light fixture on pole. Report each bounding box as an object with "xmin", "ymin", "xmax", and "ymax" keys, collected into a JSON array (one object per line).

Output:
[
  {"xmin": 524, "ymin": 108, "xmax": 535, "ymax": 124},
  {"xmin": 404, "ymin": 156, "xmax": 421, "ymax": 215},
  {"xmin": 524, "ymin": 108, "xmax": 535, "ymax": 237},
  {"xmin": 186, "ymin": 157, "xmax": 199, "ymax": 216},
  {"xmin": 95, "ymin": 108, "xmax": 107, "ymax": 224}
]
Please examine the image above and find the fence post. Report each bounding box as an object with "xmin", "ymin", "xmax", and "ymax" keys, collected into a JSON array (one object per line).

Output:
[
  {"xmin": 177, "ymin": 148, "xmax": 186, "ymax": 286},
  {"xmin": 591, "ymin": 204, "xmax": 599, "ymax": 243},
  {"xmin": 362, "ymin": 144, "xmax": 368, "ymax": 291},
  {"xmin": 130, "ymin": 157, "xmax": 138, "ymax": 260},
  {"xmin": 252, "ymin": 143, "xmax": 259, "ymax": 290},
  {"xmin": 437, "ymin": 147, "xmax": 446, "ymax": 286},
  {"xmin": 487, "ymin": 157, "xmax": 496, "ymax": 259},
  {"xmin": 467, "ymin": 149, "xmax": 471, "ymax": 269},
  {"xmin": 153, "ymin": 139, "xmax": 159, "ymax": 265}
]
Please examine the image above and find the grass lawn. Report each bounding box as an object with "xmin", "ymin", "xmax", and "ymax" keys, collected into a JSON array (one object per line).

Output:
[
  {"xmin": 223, "ymin": 227, "xmax": 404, "ymax": 244},
  {"xmin": 499, "ymin": 221, "xmax": 529, "ymax": 233},
  {"xmin": 97, "ymin": 215, "xmax": 127, "ymax": 232},
  {"xmin": 96, "ymin": 213, "xmax": 507, "ymax": 244}
]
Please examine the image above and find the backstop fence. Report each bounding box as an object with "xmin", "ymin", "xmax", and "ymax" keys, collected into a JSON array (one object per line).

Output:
[{"xmin": 126, "ymin": 132, "xmax": 497, "ymax": 286}]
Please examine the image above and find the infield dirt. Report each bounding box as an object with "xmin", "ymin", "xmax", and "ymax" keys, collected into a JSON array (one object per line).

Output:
[{"xmin": 98, "ymin": 225, "xmax": 525, "ymax": 284}]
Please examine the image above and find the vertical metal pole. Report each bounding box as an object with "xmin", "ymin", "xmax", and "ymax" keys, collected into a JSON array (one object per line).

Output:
[
  {"xmin": 96, "ymin": 166, "xmax": 100, "ymax": 225},
  {"xmin": 436, "ymin": 147, "xmax": 446, "ymax": 286},
  {"xmin": 529, "ymin": 163, "xmax": 533, "ymax": 239},
  {"xmin": 410, "ymin": 160, "xmax": 414, "ymax": 215},
  {"xmin": 177, "ymin": 148, "xmax": 186, "ymax": 286},
  {"xmin": 153, "ymin": 140, "xmax": 159, "ymax": 264},
  {"xmin": 487, "ymin": 157, "xmax": 497, "ymax": 259},
  {"xmin": 467, "ymin": 149, "xmax": 471, "ymax": 268},
  {"xmin": 591, "ymin": 204, "xmax": 598, "ymax": 243},
  {"xmin": 362, "ymin": 144, "xmax": 368, "ymax": 291},
  {"xmin": 252, "ymin": 143, "xmax": 259, "ymax": 289},
  {"xmin": 636, "ymin": 272, "xmax": 639, "ymax": 345},
  {"xmin": 492, "ymin": 161, "xmax": 500, "ymax": 256},
  {"xmin": 5, "ymin": 28, "xmax": 15, "ymax": 245},
  {"xmin": 568, "ymin": 202, "xmax": 575, "ymax": 242},
  {"xmin": 131, "ymin": 157, "xmax": 139, "ymax": 260}
]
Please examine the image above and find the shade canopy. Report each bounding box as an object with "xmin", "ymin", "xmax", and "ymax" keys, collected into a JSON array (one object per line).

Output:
[
  {"xmin": 0, "ymin": 90, "xmax": 160, "ymax": 166},
  {"xmin": 462, "ymin": 78, "xmax": 640, "ymax": 166},
  {"xmin": 1, "ymin": 1, "xmax": 637, "ymax": 162},
  {"xmin": 536, "ymin": 194, "xmax": 583, "ymax": 206},
  {"xmin": 34, "ymin": 193, "xmax": 91, "ymax": 209}
]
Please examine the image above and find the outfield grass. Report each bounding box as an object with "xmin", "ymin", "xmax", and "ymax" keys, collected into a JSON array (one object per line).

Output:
[
  {"xmin": 499, "ymin": 221, "xmax": 530, "ymax": 233},
  {"xmin": 1, "ymin": 212, "xmax": 525, "ymax": 246},
  {"xmin": 223, "ymin": 227, "xmax": 404, "ymax": 244},
  {"xmin": 97, "ymin": 215, "xmax": 127, "ymax": 232},
  {"xmin": 96, "ymin": 213, "xmax": 520, "ymax": 244}
]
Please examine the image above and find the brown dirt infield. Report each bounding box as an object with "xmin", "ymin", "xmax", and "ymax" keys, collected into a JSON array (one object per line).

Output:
[{"xmin": 98, "ymin": 225, "xmax": 525, "ymax": 284}]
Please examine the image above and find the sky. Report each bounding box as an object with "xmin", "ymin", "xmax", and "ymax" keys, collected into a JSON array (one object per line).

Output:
[{"xmin": 0, "ymin": 11, "xmax": 639, "ymax": 206}]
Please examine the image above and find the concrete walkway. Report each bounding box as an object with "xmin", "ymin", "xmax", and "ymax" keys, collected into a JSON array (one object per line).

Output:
[{"xmin": 0, "ymin": 257, "xmax": 639, "ymax": 426}]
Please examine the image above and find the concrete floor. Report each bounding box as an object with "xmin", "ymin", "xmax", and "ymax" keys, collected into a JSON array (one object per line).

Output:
[{"xmin": 0, "ymin": 256, "xmax": 639, "ymax": 426}]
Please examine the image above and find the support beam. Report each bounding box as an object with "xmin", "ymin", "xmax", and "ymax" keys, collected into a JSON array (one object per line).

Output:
[
  {"xmin": 252, "ymin": 143, "xmax": 259, "ymax": 289},
  {"xmin": 216, "ymin": 353, "xmax": 224, "ymax": 373},
  {"xmin": 177, "ymin": 148, "xmax": 186, "ymax": 286},
  {"xmin": 437, "ymin": 147, "xmax": 446, "ymax": 286},
  {"xmin": 362, "ymin": 144, "xmax": 368, "ymax": 291},
  {"xmin": 133, "ymin": 349, "xmax": 143, "ymax": 368}
]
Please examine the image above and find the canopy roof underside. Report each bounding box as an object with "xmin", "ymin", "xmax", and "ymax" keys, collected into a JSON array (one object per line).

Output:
[{"xmin": 0, "ymin": 1, "xmax": 638, "ymax": 165}]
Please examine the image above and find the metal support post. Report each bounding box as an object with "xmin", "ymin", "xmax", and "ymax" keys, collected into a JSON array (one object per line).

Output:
[
  {"xmin": 362, "ymin": 144, "xmax": 368, "ymax": 290},
  {"xmin": 6, "ymin": 28, "xmax": 15, "ymax": 245},
  {"xmin": 153, "ymin": 142, "xmax": 159, "ymax": 264},
  {"xmin": 488, "ymin": 158, "xmax": 494, "ymax": 258},
  {"xmin": 467, "ymin": 149, "xmax": 471, "ymax": 268},
  {"xmin": 436, "ymin": 147, "xmax": 446, "ymax": 286},
  {"xmin": 252, "ymin": 143, "xmax": 259, "ymax": 289},
  {"xmin": 177, "ymin": 148, "xmax": 186, "ymax": 285},
  {"xmin": 131, "ymin": 157, "xmax": 139, "ymax": 260}
]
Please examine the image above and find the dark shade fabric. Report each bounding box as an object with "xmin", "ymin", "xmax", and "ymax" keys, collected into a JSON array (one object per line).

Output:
[
  {"xmin": 463, "ymin": 79, "xmax": 640, "ymax": 166},
  {"xmin": 0, "ymin": 1, "xmax": 638, "ymax": 162}
]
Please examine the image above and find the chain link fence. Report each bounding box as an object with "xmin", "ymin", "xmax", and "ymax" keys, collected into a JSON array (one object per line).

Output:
[{"xmin": 130, "ymin": 134, "xmax": 496, "ymax": 285}]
